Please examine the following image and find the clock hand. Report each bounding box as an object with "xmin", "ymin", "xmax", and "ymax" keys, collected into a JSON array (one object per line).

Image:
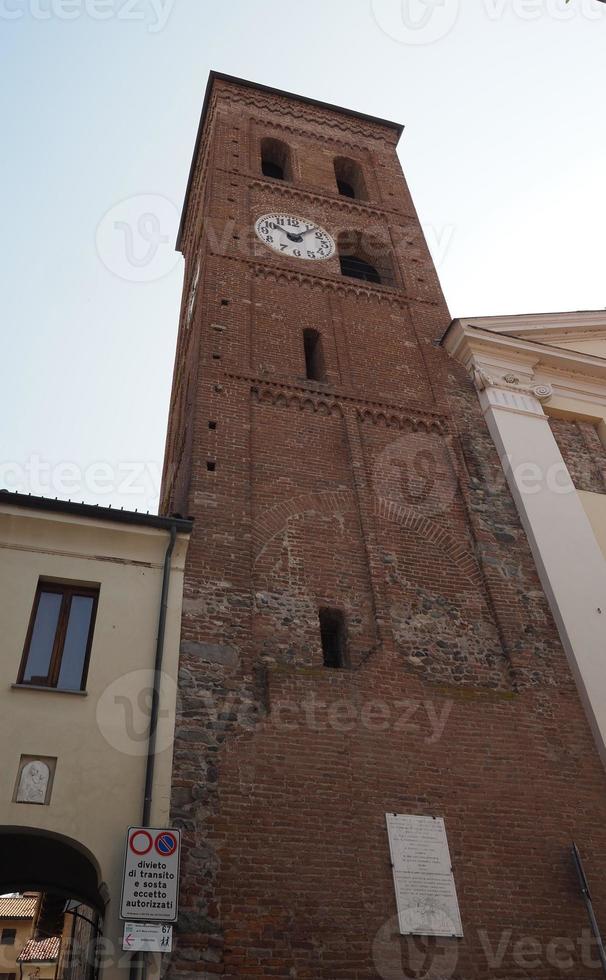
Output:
[
  {"xmin": 268, "ymin": 221, "xmax": 320, "ymax": 245},
  {"xmin": 270, "ymin": 222, "xmax": 304, "ymax": 241}
]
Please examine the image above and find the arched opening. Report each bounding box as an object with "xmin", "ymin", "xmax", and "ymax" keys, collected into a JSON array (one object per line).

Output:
[
  {"xmin": 0, "ymin": 830, "xmax": 104, "ymax": 912},
  {"xmin": 303, "ymin": 329, "xmax": 327, "ymax": 383},
  {"xmin": 0, "ymin": 829, "xmax": 104, "ymax": 980},
  {"xmin": 334, "ymin": 157, "xmax": 368, "ymax": 201},
  {"xmin": 337, "ymin": 230, "xmax": 394, "ymax": 286},
  {"xmin": 260, "ymin": 138, "xmax": 292, "ymax": 182}
]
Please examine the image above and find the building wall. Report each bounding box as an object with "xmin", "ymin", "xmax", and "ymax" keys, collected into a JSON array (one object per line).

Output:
[
  {"xmin": 0, "ymin": 506, "xmax": 189, "ymax": 980},
  {"xmin": 0, "ymin": 918, "xmax": 34, "ymax": 977},
  {"xmin": 580, "ymin": 490, "xmax": 606, "ymax": 559},
  {"xmin": 162, "ymin": 77, "xmax": 606, "ymax": 979}
]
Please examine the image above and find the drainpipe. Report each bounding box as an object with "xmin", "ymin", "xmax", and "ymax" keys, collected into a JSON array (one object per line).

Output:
[{"xmin": 142, "ymin": 523, "xmax": 177, "ymax": 827}]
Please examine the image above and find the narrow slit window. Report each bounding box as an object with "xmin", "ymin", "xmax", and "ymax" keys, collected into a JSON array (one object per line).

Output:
[
  {"xmin": 303, "ymin": 329, "xmax": 327, "ymax": 382},
  {"xmin": 18, "ymin": 582, "xmax": 99, "ymax": 692},
  {"xmin": 319, "ymin": 608, "xmax": 347, "ymax": 669}
]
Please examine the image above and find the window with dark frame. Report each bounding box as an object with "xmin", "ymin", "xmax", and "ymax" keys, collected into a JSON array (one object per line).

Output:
[
  {"xmin": 319, "ymin": 608, "xmax": 347, "ymax": 669},
  {"xmin": 0, "ymin": 930, "xmax": 17, "ymax": 946},
  {"xmin": 303, "ymin": 329, "xmax": 327, "ymax": 382},
  {"xmin": 18, "ymin": 582, "xmax": 99, "ymax": 692}
]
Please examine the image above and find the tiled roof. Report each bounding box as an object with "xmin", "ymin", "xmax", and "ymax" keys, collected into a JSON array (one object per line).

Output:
[
  {"xmin": 17, "ymin": 937, "xmax": 61, "ymax": 963},
  {"xmin": 0, "ymin": 897, "xmax": 37, "ymax": 919}
]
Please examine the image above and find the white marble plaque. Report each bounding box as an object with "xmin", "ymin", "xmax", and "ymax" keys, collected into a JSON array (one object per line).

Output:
[{"xmin": 386, "ymin": 814, "xmax": 463, "ymax": 937}]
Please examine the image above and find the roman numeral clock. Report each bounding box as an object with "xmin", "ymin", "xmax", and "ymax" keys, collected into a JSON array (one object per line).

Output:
[{"xmin": 255, "ymin": 213, "xmax": 336, "ymax": 262}]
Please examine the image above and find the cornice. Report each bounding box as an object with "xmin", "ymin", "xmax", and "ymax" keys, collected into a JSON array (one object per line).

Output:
[
  {"xmin": 444, "ymin": 319, "xmax": 606, "ymax": 407},
  {"xmin": 201, "ymin": 249, "xmax": 435, "ymax": 308},
  {"xmin": 247, "ymin": 113, "xmax": 388, "ymax": 158},
  {"xmin": 456, "ymin": 311, "xmax": 606, "ymax": 340},
  {"xmin": 218, "ymin": 88, "xmax": 400, "ymax": 143},
  {"xmin": 226, "ymin": 373, "xmax": 449, "ymax": 430},
  {"xmin": 250, "ymin": 259, "xmax": 405, "ymax": 304},
  {"xmin": 246, "ymin": 175, "xmax": 409, "ymax": 221}
]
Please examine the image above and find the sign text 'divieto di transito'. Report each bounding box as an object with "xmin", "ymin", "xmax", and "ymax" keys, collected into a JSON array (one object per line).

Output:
[{"xmin": 120, "ymin": 827, "xmax": 181, "ymax": 923}]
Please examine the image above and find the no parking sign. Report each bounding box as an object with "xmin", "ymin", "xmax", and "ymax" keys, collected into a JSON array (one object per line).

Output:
[{"xmin": 120, "ymin": 827, "xmax": 181, "ymax": 922}]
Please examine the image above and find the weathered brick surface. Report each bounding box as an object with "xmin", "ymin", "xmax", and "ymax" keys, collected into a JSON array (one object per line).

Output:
[{"xmin": 161, "ymin": 77, "xmax": 606, "ymax": 979}]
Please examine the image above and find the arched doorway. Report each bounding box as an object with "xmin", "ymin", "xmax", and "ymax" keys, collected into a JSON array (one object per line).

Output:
[{"xmin": 0, "ymin": 828, "xmax": 105, "ymax": 980}]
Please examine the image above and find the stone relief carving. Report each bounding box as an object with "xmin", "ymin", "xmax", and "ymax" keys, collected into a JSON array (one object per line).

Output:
[
  {"xmin": 532, "ymin": 384, "xmax": 554, "ymax": 401},
  {"xmin": 471, "ymin": 366, "xmax": 553, "ymax": 403},
  {"xmin": 15, "ymin": 759, "xmax": 53, "ymax": 805},
  {"xmin": 472, "ymin": 367, "xmax": 496, "ymax": 391}
]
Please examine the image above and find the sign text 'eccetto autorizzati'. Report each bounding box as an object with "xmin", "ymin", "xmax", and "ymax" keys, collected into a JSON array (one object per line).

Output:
[{"xmin": 120, "ymin": 827, "xmax": 181, "ymax": 923}]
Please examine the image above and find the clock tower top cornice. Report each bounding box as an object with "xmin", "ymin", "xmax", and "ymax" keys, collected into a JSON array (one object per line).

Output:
[{"xmin": 176, "ymin": 71, "xmax": 405, "ymax": 250}]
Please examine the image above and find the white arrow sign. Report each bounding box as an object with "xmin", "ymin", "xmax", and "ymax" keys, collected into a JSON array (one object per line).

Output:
[{"xmin": 122, "ymin": 922, "xmax": 173, "ymax": 952}]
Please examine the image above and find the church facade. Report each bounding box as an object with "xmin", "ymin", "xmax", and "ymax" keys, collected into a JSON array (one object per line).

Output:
[{"xmin": 161, "ymin": 73, "xmax": 606, "ymax": 979}]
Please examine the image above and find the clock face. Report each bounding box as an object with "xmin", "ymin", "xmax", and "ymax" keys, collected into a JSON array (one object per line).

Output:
[{"xmin": 255, "ymin": 213, "xmax": 336, "ymax": 261}]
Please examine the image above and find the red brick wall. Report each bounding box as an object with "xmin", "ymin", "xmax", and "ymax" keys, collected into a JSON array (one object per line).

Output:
[{"xmin": 162, "ymin": 77, "xmax": 606, "ymax": 979}]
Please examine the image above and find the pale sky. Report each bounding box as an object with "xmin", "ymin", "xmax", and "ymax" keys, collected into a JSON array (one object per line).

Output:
[{"xmin": 2, "ymin": 0, "xmax": 605, "ymax": 512}]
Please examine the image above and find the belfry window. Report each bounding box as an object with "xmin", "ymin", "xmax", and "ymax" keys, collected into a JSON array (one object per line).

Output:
[
  {"xmin": 319, "ymin": 608, "xmax": 347, "ymax": 669},
  {"xmin": 338, "ymin": 230, "xmax": 394, "ymax": 287},
  {"xmin": 261, "ymin": 138, "xmax": 292, "ymax": 182},
  {"xmin": 340, "ymin": 255, "xmax": 381, "ymax": 284},
  {"xmin": 337, "ymin": 180, "xmax": 355, "ymax": 198},
  {"xmin": 303, "ymin": 329, "xmax": 327, "ymax": 382},
  {"xmin": 334, "ymin": 157, "xmax": 368, "ymax": 201}
]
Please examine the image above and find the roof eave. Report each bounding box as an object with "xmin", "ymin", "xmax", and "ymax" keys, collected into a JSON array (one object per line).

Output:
[{"xmin": 0, "ymin": 491, "xmax": 193, "ymax": 534}]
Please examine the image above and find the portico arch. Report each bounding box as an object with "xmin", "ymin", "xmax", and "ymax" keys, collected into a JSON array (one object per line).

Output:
[{"xmin": 0, "ymin": 827, "xmax": 105, "ymax": 914}]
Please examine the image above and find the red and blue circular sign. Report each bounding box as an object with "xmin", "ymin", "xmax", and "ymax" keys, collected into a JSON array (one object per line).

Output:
[{"xmin": 155, "ymin": 831, "xmax": 178, "ymax": 856}]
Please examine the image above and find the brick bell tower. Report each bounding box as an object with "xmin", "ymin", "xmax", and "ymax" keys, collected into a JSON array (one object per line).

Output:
[{"xmin": 161, "ymin": 74, "xmax": 606, "ymax": 978}]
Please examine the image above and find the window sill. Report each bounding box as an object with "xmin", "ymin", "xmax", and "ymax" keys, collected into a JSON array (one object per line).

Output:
[{"xmin": 11, "ymin": 683, "xmax": 88, "ymax": 697}]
